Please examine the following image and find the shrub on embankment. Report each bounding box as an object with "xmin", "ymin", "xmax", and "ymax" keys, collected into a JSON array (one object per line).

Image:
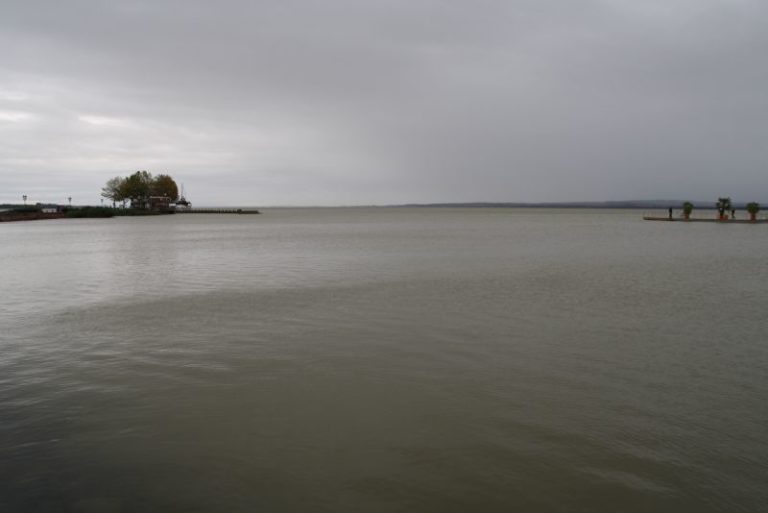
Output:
[
  {"xmin": 111, "ymin": 208, "xmax": 172, "ymax": 216},
  {"xmin": 65, "ymin": 207, "xmax": 174, "ymax": 217},
  {"xmin": 64, "ymin": 207, "xmax": 115, "ymax": 218},
  {"xmin": 0, "ymin": 209, "xmax": 63, "ymax": 222},
  {"xmin": 9, "ymin": 206, "xmax": 43, "ymax": 213}
]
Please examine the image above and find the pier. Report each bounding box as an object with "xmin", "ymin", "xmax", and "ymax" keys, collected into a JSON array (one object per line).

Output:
[
  {"xmin": 643, "ymin": 212, "xmax": 767, "ymax": 223},
  {"xmin": 176, "ymin": 208, "xmax": 260, "ymax": 214},
  {"xmin": 644, "ymin": 216, "xmax": 767, "ymax": 223}
]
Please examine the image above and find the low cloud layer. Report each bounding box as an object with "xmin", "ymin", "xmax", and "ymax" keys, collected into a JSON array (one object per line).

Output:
[{"xmin": 2, "ymin": 0, "xmax": 766, "ymax": 205}]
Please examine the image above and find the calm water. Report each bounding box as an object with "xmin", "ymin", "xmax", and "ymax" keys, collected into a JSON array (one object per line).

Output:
[{"xmin": 2, "ymin": 208, "xmax": 767, "ymax": 512}]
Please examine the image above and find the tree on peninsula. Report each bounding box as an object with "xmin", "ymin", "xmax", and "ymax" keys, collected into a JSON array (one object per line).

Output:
[
  {"xmin": 151, "ymin": 174, "xmax": 179, "ymax": 201},
  {"xmin": 101, "ymin": 172, "xmax": 180, "ymax": 209},
  {"xmin": 121, "ymin": 171, "xmax": 153, "ymax": 205},
  {"xmin": 101, "ymin": 176, "xmax": 125, "ymax": 207}
]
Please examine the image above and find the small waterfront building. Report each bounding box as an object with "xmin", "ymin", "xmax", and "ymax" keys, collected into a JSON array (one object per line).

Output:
[
  {"xmin": 130, "ymin": 196, "xmax": 171, "ymax": 211},
  {"xmin": 38, "ymin": 203, "xmax": 63, "ymax": 213},
  {"xmin": 148, "ymin": 196, "xmax": 171, "ymax": 211}
]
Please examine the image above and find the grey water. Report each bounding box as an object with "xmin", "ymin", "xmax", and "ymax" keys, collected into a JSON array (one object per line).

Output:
[{"xmin": 1, "ymin": 208, "xmax": 767, "ymax": 512}]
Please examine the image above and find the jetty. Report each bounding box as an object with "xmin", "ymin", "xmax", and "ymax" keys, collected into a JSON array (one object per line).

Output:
[
  {"xmin": 644, "ymin": 198, "xmax": 766, "ymax": 223},
  {"xmin": 176, "ymin": 208, "xmax": 260, "ymax": 214},
  {"xmin": 643, "ymin": 216, "xmax": 767, "ymax": 223}
]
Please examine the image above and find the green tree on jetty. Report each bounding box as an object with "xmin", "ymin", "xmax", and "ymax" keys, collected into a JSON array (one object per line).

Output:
[
  {"xmin": 716, "ymin": 197, "xmax": 732, "ymax": 220},
  {"xmin": 682, "ymin": 201, "xmax": 694, "ymax": 220},
  {"xmin": 746, "ymin": 202, "xmax": 760, "ymax": 221}
]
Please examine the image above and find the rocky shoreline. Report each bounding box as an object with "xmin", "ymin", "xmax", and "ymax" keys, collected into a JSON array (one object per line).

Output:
[{"xmin": 0, "ymin": 211, "xmax": 65, "ymax": 222}]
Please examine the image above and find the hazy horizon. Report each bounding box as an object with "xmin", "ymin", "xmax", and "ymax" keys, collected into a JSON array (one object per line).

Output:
[{"xmin": 3, "ymin": 199, "xmax": 763, "ymax": 210}]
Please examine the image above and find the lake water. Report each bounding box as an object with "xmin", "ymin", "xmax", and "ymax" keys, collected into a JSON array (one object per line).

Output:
[{"xmin": 1, "ymin": 208, "xmax": 767, "ymax": 512}]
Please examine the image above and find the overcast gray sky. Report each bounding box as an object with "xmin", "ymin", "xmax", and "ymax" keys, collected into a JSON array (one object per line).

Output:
[{"xmin": 1, "ymin": 0, "xmax": 766, "ymax": 206}]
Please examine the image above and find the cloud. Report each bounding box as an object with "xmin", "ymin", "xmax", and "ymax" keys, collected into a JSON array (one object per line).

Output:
[
  {"xmin": 0, "ymin": 110, "xmax": 33, "ymax": 122},
  {"xmin": 1, "ymin": 0, "xmax": 766, "ymax": 205},
  {"xmin": 77, "ymin": 115, "xmax": 135, "ymax": 128}
]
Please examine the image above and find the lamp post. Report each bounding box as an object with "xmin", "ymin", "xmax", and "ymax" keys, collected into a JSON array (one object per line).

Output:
[{"xmin": 22, "ymin": 194, "xmax": 27, "ymax": 205}]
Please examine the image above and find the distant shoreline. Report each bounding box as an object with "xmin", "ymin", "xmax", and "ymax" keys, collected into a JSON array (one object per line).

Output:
[
  {"xmin": 3, "ymin": 201, "xmax": 762, "ymax": 213},
  {"xmin": 393, "ymin": 201, "xmax": 752, "ymax": 209},
  {"xmin": 257, "ymin": 201, "xmax": 761, "ymax": 209}
]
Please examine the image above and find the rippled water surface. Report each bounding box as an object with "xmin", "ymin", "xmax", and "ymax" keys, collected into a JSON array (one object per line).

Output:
[{"xmin": 2, "ymin": 208, "xmax": 767, "ymax": 512}]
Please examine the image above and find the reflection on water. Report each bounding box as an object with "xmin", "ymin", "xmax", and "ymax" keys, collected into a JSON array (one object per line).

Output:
[{"xmin": 1, "ymin": 209, "xmax": 767, "ymax": 512}]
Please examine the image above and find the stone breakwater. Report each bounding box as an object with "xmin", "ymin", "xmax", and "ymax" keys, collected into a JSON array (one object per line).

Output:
[
  {"xmin": 177, "ymin": 208, "xmax": 260, "ymax": 214},
  {"xmin": 0, "ymin": 211, "xmax": 64, "ymax": 222}
]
